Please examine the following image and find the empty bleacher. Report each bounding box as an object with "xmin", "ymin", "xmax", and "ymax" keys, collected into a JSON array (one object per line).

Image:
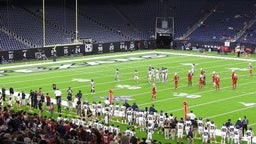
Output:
[{"xmin": 0, "ymin": 0, "xmax": 255, "ymax": 51}]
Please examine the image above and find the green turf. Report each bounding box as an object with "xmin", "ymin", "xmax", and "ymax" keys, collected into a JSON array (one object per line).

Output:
[{"xmin": 0, "ymin": 50, "xmax": 255, "ymax": 143}]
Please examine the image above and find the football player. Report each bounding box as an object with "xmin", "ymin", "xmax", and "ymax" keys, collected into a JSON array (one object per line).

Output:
[
  {"xmin": 209, "ymin": 121, "xmax": 217, "ymax": 143},
  {"xmin": 212, "ymin": 71, "xmax": 216, "ymax": 87},
  {"xmin": 188, "ymin": 70, "xmax": 193, "ymax": 86},
  {"xmin": 249, "ymin": 62, "xmax": 253, "ymax": 76},
  {"xmin": 215, "ymin": 75, "xmax": 220, "ymax": 91},
  {"xmin": 177, "ymin": 118, "xmax": 184, "ymax": 144},
  {"xmin": 134, "ymin": 70, "xmax": 139, "ymax": 83},
  {"xmin": 221, "ymin": 124, "xmax": 228, "ymax": 144},
  {"xmin": 232, "ymin": 73, "xmax": 238, "ymax": 89},
  {"xmin": 152, "ymin": 83, "xmax": 157, "ymax": 100},
  {"xmin": 174, "ymin": 73, "xmax": 179, "ymax": 90},
  {"xmin": 115, "ymin": 68, "xmax": 119, "ymax": 81},
  {"xmin": 155, "ymin": 68, "xmax": 160, "ymax": 82},
  {"xmin": 90, "ymin": 79, "xmax": 95, "ymax": 94}
]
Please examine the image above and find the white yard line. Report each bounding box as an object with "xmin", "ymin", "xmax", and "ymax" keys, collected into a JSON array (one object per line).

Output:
[{"xmin": 206, "ymin": 106, "xmax": 256, "ymax": 119}]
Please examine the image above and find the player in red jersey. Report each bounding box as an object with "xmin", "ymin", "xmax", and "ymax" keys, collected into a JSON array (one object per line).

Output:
[
  {"xmin": 231, "ymin": 69, "xmax": 235, "ymax": 80},
  {"xmin": 152, "ymin": 83, "xmax": 157, "ymax": 100},
  {"xmin": 249, "ymin": 62, "xmax": 253, "ymax": 76},
  {"xmin": 215, "ymin": 75, "xmax": 220, "ymax": 91},
  {"xmin": 174, "ymin": 73, "xmax": 179, "ymax": 89},
  {"xmin": 212, "ymin": 71, "xmax": 217, "ymax": 87},
  {"xmin": 232, "ymin": 74, "xmax": 238, "ymax": 89},
  {"xmin": 199, "ymin": 74, "xmax": 204, "ymax": 89},
  {"xmin": 188, "ymin": 70, "xmax": 193, "ymax": 86}
]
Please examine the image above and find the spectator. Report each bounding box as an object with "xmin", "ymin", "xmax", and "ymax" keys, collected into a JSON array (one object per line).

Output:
[
  {"xmin": 45, "ymin": 93, "xmax": 51, "ymax": 109},
  {"xmin": 49, "ymin": 102, "xmax": 54, "ymax": 117}
]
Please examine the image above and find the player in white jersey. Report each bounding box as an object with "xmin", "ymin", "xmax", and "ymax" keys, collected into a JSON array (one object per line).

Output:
[
  {"xmin": 209, "ymin": 121, "xmax": 216, "ymax": 143},
  {"xmin": 90, "ymin": 79, "xmax": 95, "ymax": 94},
  {"xmin": 108, "ymin": 103, "xmax": 114, "ymax": 117},
  {"xmin": 113, "ymin": 125, "xmax": 120, "ymax": 137},
  {"xmin": 148, "ymin": 68, "xmax": 152, "ymax": 84},
  {"xmin": 221, "ymin": 124, "xmax": 228, "ymax": 144},
  {"xmin": 125, "ymin": 127, "xmax": 132, "ymax": 137},
  {"xmin": 158, "ymin": 111, "xmax": 165, "ymax": 134},
  {"xmin": 126, "ymin": 107, "xmax": 133, "ymax": 126},
  {"xmin": 155, "ymin": 68, "xmax": 160, "ymax": 82},
  {"xmin": 138, "ymin": 112, "xmax": 146, "ymax": 131},
  {"xmin": 96, "ymin": 102, "xmax": 102, "ymax": 116},
  {"xmin": 205, "ymin": 119, "xmax": 211, "ymax": 131},
  {"xmin": 197, "ymin": 118, "xmax": 204, "ymax": 138},
  {"xmin": 114, "ymin": 104, "xmax": 120, "ymax": 117},
  {"xmin": 134, "ymin": 70, "xmax": 139, "ymax": 82},
  {"xmin": 202, "ymin": 127, "xmax": 209, "ymax": 144},
  {"xmin": 147, "ymin": 123, "xmax": 154, "ymax": 140},
  {"xmin": 233, "ymin": 127, "xmax": 240, "ymax": 144},
  {"xmin": 119, "ymin": 106, "xmax": 126, "ymax": 123},
  {"xmin": 246, "ymin": 128, "xmax": 254, "ymax": 144},
  {"xmin": 133, "ymin": 110, "xmax": 139, "ymax": 125},
  {"xmin": 151, "ymin": 67, "xmax": 155, "ymax": 79},
  {"xmin": 185, "ymin": 119, "xmax": 192, "ymax": 135},
  {"xmin": 104, "ymin": 107, "xmax": 110, "ymax": 125},
  {"xmin": 147, "ymin": 113, "xmax": 155, "ymax": 127},
  {"xmin": 161, "ymin": 67, "xmax": 166, "ymax": 82},
  {"xmin": 177, "ymin": 120, "xmax": 184, "ymax": 143},
  {"xmin": 115, "ymin": 68, "xmax": 119, "ymax": 81},
  {"xmin": 228, "ymin": 125, "xmax": 235, "ymax": 144},
  {"xmin": 90, "ymin": 102, "xmax": 96, "ymax": 117},
  {"xmin": 191, "ymin": 64, "xmax": 195, "ymax": 75},
  {"xmin": 212, "ymin": 71, "xmax": 216, "ymax": 87},
  {"xmin": 103, "ymin": 124, "xmax": 109, "ymax": 132}
]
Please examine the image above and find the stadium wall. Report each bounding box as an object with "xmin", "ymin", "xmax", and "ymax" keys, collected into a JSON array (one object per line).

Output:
[
  {"xmin": 174, "ymin": 40, "xmax": 256, "ymax": 53},
  {"xmin": 0, "ymin": 40, "xmax": 155, "ymax": 62}
]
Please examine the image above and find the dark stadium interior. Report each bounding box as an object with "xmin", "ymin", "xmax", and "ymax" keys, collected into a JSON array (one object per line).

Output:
[{"xmin": 0, "ymin": 0, "xmax": 255, "ymax": 52}]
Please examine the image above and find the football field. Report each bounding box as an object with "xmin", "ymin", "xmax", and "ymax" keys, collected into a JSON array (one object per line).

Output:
[{"xmin": 1, "ymin": 50, "xmax": 256, "ymax": 143}]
